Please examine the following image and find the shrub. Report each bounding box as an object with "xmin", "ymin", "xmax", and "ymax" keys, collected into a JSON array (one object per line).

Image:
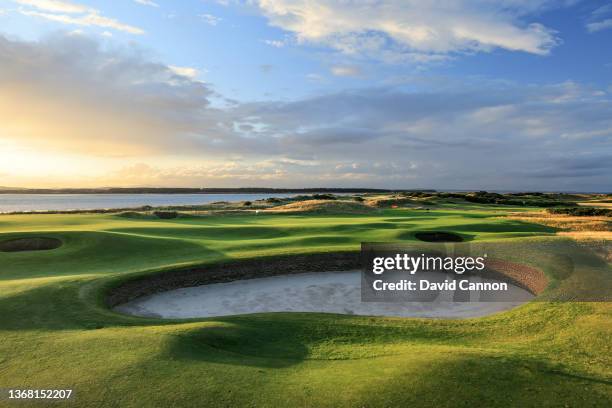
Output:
[
  {"xmin": 153, "ymin": 211, "xmax": 179, "ymax": 219},
  {"xmin": 312, "ymin": 193, "xmax": 337, "ymax": 200},
  {"xmin": 547, "ymin": 207, "xmax": 612, "ymax": 217}
]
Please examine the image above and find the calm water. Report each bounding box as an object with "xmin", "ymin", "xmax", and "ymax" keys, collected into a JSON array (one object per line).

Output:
[{"xmin": 0, "ymin": 193, "xmax": 299, "ymax": 212}]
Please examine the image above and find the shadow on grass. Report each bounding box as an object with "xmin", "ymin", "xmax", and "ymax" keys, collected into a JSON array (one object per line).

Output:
[
  {"xmin": 165, "ymin": 324, "xmax": 309, "ymax": 368},
  {"xmin": 0, "ymin": 281, "xmax": 173, "ymax": 331},
  {"xmin": 108, "ymin": 226, "xmax": 293, "ymax": 240},
  {"xmin": 162, "ymin": 313, "xmax": 481, "ymax": 368},
  {"xmin": 356, "ymin": 352, "xmax": 612, "ymax": 407},
  {"xmin": 445, "ymin": 220, "xmax": 557, "ymax": 234}
]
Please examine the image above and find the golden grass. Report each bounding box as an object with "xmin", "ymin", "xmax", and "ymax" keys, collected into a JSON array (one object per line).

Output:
[
  {"xmin": 363, "ymin": 194, "xmax": 420, "ymax": 208},
  {"xmin": 578, "ymin": 201, "xmax": 612, "ymax": 208},
  {"xmin": 265, "ymin": 199, "xmax": 377, "ymax": 214},
  {"xmin": 507, "ymin": 211, "xmax": 611, "ymax": 261},
  {"xmin": 508, "ymin": 211, "xmax": 611, "ymax": 232}
]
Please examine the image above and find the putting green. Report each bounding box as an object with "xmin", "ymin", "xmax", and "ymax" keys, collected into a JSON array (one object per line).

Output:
[{"xmin": 0, "ymin": 208, "xmax": 610, "ymax": 407}]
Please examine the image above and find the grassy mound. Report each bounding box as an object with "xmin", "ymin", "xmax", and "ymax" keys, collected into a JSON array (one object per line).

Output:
[
  {"xmin": 266, "ymin": 199, "xmax": 376, "ymax": 214},
  {"xmin": 0, "ymin": 236, "xmax": 62, "ymax": 252},
  {"xmin": 365, "ymin": 195, "xmax": 419, "ymax": 208}
]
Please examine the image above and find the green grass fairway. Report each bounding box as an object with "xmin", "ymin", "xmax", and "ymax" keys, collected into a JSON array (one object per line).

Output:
[{"xmin": 1, "ymin": 208, "xmax": 610, "ymax": 407}]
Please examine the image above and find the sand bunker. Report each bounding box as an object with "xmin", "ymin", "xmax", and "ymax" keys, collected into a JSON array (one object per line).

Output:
[
  {"xmin": 414, "ymin": 231, "xmax": 464, "ymax": 242},
  {"xmin": 109, "ymin": 253, "xmax": 544, "ymax": 320},
  {"xmin": 0, "ymin": 237, "xmax": 62, "ymax": 252},
  {"xmin": 114, "ymin": 271, "xmax": 534, "ymax": 319}
]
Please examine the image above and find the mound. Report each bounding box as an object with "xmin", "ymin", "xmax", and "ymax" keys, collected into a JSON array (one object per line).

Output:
[
  {"xmin": 365, "ymin": 195, "xmax": 418, "ymax": 208},
  {"xmin": 115, "ymin": 211, "xmax": 151, "ymax": 219},
  {"xmin": 414, "ymin": 231, "xmax": 464, "ymax": 242},
  {"xmin": 0, "ymin": 237, "xmax": 62, "ymax": 252},
  {"xmin": 266, "ymin": 199, "xmax": 375, "ymax": 214},
  {"xmin": 153, "ymin": 211, "xmax": 179, "ymax": 219}
]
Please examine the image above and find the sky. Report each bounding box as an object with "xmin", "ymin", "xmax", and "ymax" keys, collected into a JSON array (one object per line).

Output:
[{"xmin": 0, "ymin": 0, "xmax": 610, "ymax": 191}]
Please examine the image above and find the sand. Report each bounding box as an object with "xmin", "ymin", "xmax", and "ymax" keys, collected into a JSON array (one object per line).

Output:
[{"xmin": 115, "ymin": 270, "xmax": 533, "ymax": 319}]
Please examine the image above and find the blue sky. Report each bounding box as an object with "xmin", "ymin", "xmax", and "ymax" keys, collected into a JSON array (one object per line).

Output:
[{"xmin": 0, "ymin": 0, "xmax": 610, "ymax": 190}]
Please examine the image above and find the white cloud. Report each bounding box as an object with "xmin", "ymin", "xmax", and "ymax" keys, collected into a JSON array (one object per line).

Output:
[
  {"xmin": 20, "ymin": 9, "xmax": 145, "ymax": 34},
  {"xmin": 169, "ymin": 65, "xmax": 199, "ymax": 79},
  {"xmin": 587, "ymin": 18, "xmax": 612, "ymax": 32},
  {"xmin": 255, "ymin": 0, "xmax": 565, "ymax": 60},
  {"xmin": 330, "ymin": 65, "xmax": 362, "ymax": 77},
  {"xmin": 13, "ymin": 0, "xmax": 93, "ymax": 14},
  {"xmin": 586, "ymin": 3, "xmax": 612, "ymax": 33},
  {"xmin": 15, "ymin": 0, "xmax": 144, "ymax": 34},
  {"xmin": 199, "ymin": 13, "xmax": 221, "ymax": 26},
  {"xmin": 264, "ymin": 39, "xmax": 285, "ymax": 48},
  {"xmin": 134, "ymin": 0, "xmax": 159, "ymax": 7},
  {"xmin": 590, "ymin": 4, "xmax": 612, "ymax": 19},
  {"xmin": 306, "ymin": 73, "xmax": 324, "ymax": 83}
]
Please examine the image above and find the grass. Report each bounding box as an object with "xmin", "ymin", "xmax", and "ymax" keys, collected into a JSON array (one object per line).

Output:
[{"xmin": 0, "ymin": 206, "xmax": 610, "ymax": 407}]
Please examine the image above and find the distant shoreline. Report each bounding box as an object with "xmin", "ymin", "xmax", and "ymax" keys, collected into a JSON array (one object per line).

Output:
[{"xmin": 0, "ymin": 188, "xmax": 434, "ymax": 195}]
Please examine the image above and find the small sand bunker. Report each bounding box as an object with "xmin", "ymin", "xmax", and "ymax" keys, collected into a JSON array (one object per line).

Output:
[
  {"xmin": 0, "ymin": 237, "xmax": 62, "ymax": 252},
  {"xmin": 114, "ymin": 271, "xmax": 534, "ymax": 319},
  {"xmin": 415, "ymin": 231, "xmax": 463, "ymax": 242}
]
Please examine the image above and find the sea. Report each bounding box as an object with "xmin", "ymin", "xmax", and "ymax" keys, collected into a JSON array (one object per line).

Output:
[{"xmin": 0, "ymin": 193, "xmax": 300, "ymax": 213}]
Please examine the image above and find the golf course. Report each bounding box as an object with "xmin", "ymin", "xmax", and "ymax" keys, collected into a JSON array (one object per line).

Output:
[{"xmin": 0, "ymin": 194, "xmax": 610, "ymax": 407}]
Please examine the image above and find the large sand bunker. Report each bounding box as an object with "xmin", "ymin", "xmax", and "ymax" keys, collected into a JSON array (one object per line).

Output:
[
  {"xmin": 109, "ymin": 253, "xmax": 544, "ymax": 320},
  {"xmin": 114, "ymin": 270, "xmax": 534, "ymax": 319}
]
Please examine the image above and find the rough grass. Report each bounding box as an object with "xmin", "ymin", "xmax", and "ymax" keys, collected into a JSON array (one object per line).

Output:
[
  {"xmin": 265, "ymin": 199, "xmax": 376, "ymax": 214},
  {"xmin": 0, "ymin": 206, "xmax": 610, "ymax": 407},
  {"xmin": 507, "ymin": 211, "xmax": 612, "ymax": 262}
]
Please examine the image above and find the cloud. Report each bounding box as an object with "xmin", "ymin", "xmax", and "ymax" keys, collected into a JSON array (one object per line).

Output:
[
  {"xmin": 587, "ymin": 19, "xmax": 612, "ymax": 32},
  {"xmin": 330, "ymin": 65, "xmax": 362, "ymax": 77},
  {"xmin": 14, "ymin": 0, "xmax": 93, "ymax": 13},
  {"xmin": 586, "ymin": 3, "xmax": 612, "ymax": 33},
  {"xmin": 254, "ymin": 0, "xmax": 566, "ymax": 60},
  {"xmin": 229, "ymin": 82, "xmax": 612, "ymax": 190},
  {"xmin": 1, "ymin": 33, "xmax": 611, "ymax": 191},
  {"xmin": 0, "ymin": 33, "xmax": 218, "ymax": 155},
  {"xmin": 263, "ymin": 39, "xmax": 286, "ymax": 48},
  {"xmin": 199, "ymin": 13, "xmax": 221, "ymax": 26},
  {"xmin": 591, "ymin": 4, "xmax": 612, "ymax": 18},
  {"xmin": 134, "ymin": 0, "xmax": 159, "ymax": 7},
  {"xmin": 306, "ymin": 73, "xmax": 325, "ymax": 83},
  {"xmin": 169, "ymin": 65, "xmax": 200, "ymax": 79},
  {"xmin": 15, "ymin": 0, "xmax": 144, "ymax": 34}
]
